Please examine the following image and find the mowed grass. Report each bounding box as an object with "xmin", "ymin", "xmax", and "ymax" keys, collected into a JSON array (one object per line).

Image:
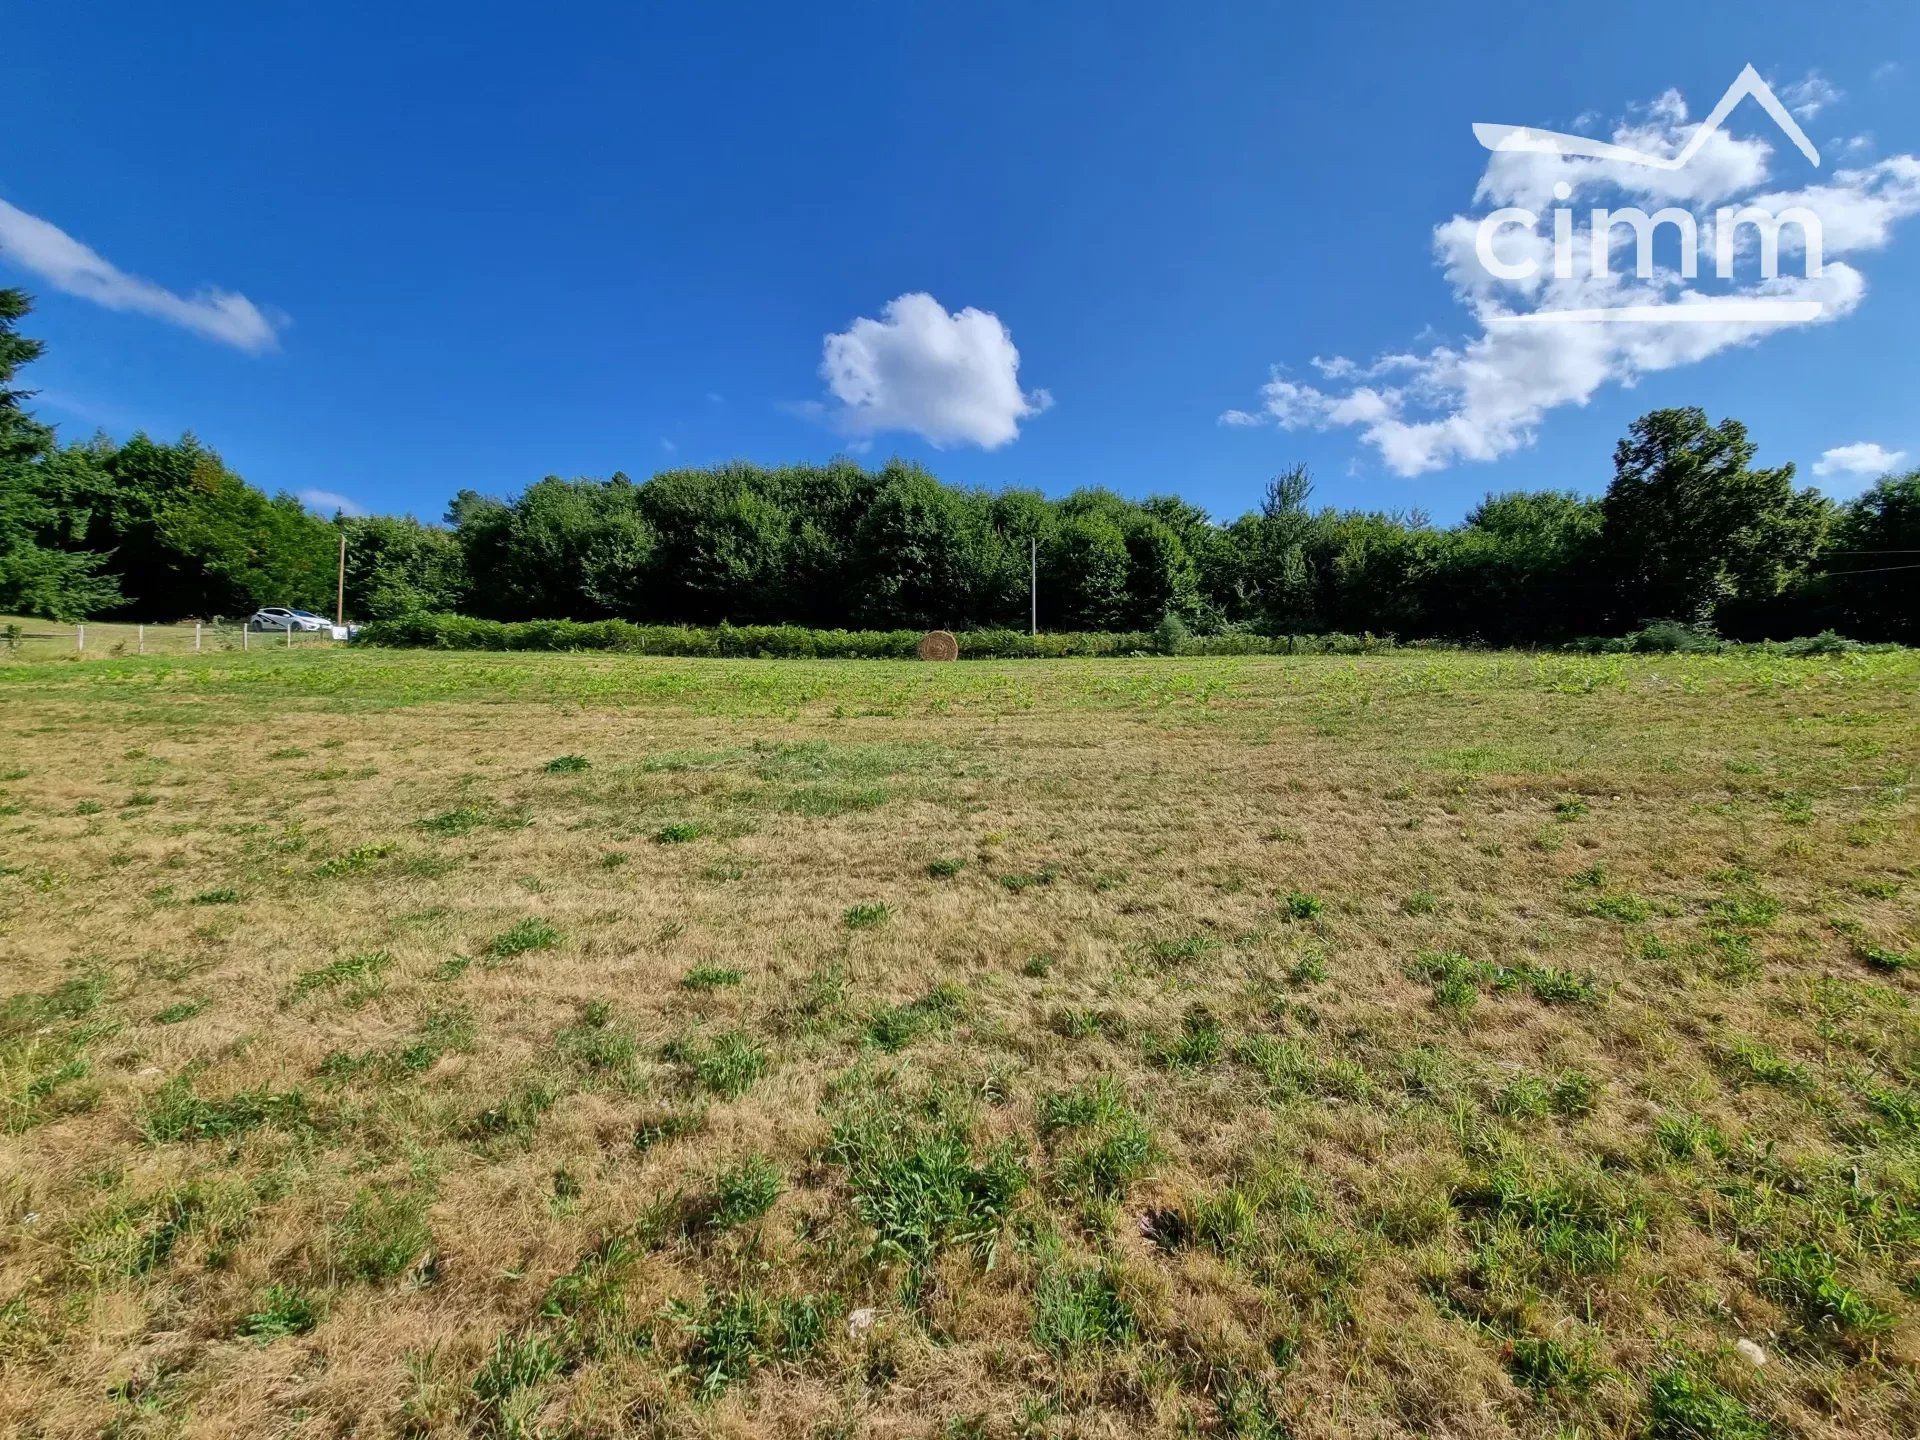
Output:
[{"xmin": 0, "ymin": 646, "xmax": 1916, "ymax": 1438}]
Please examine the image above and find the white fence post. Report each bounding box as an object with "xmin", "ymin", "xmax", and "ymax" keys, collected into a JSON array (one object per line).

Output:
[
  {"xmin": 195, "ymin": 622, "xmax": 202, "ymax": 653},
  {"xmin": 76, "ymin": 625, "xmax": 84, "ymax": 652},
  {"xmin": 242, "ymin": 625, "xmax": 249, "ymax": 652},
  {"xmin": 137, "ymin": 624, "xmax": 145, "ymax": 655},
  {"xmin": 286, "ymin": 623, "xmax": 292, "ymax": 650}
]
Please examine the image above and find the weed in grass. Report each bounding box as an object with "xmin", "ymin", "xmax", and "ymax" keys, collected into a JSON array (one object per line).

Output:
[
  {"xmin": 829, "ymin": 1092, "xmax": 1026, "ymax": 1292},
  {"xmin": 633, "ymin": 1107, "xmax": 706, "ymax": 1153},
  {"xmin": 1707, "ymin": 892, "xmax": 1783, "ymax": 930},
  {"xmin": 1411, "ymin": 950, "xmax": 1482, "ymax": 1014},
  {"xmin": 1021, "ymin": 953, "xmax": 1054, "ymax": 978},
  {"xmin": 1653, "ymin": 1113, "xmax": 1726, "ymax": 1162},
  {"xmin": 556, "ymin": 1001, "xmax": 638, "ymax": 1079},
  {"xmin": 419, "ymin": 806, "xmax": 485, "ymax": 836},
  {"xmin": 1645, "ymin": 1363, "xmax": 1770, "ymax": 1440},
  {"xmin": 1041, "ymin": 1078, "xmax": 1158, "ymax": 1205},
  {"xmin": 867, "ymin": 984, "xmax": 966, "ymax": 1052},
  {"xmin": 189, "ymin": 887, "xmax": 239, "ymax": 906},
  {"xmin": 389, "ymin": 1008, "xmax": 475, "ymax": 1074},
  {"xmin": 152, "ymin": 999, "xmax": 206, "ymax": 1025},
  {"xmin": 1237, "ymin": 1035, "xmax": 1372, "ymax": 1101},
  {"xmin": 1590, "ymin": 892, "xmax": 1653, "ymax": 922},
  {"xmin": 681, "ymin": 964, "xmax": 745, "ymax": 991},
  {"xmin": 1857, "ymin": 942, "xmax": 1914, "ymax": 972},
  {"xmin": 1402, "ymin": 888, "xmax": 1441, "ymax": 916},
  {"xmin": 237, "ymin": 1282, "xmax": 320, "ymax": 1340},
  {"xmin": 315, "ymin": 842, "xmax": 398, "ymax": 878},
  {"xmin": 486, "ymin": 918, "xmax": 561, "ymax": 961},
  {"xmin": 1052, "ymin": 1007, "xmax": 1104, "ymax": 1039},
  {"xmin": 926, "ymin": 856, "xmax": 965, "ymax": 878},
  {"xmin": 670, "ymin": 1289, "xmax": 828, "ymax": 1400},
  {"xmin": 1760, "ymin": 1242, "xmax": 1894, "ymax": 1348},
  {"xmin": 139, "ymin": 1076, "xmax": 308, "ymax": 1143},
  {"xmin": 1146, "ymin": 1003, "xmax": 1224, "ymax": 1070},
  {"xmin": 998, "ymin": 866, "xmax": 1059, "ymax": 893},
  {"xmin": 467, "ymin": 1083, "xmax": 559, "ymax": 1145},
  {"xmin": 1146, "ymin": 934, "xmax": 1221, "ymax": 967},
  {"xmin": 1716, "ymin": 1037, "xmax": 1810, "ymax": 1091},
  {"xmin": 691, "ymin": 1154, "xmax": 783, "ymax": 1233},
  {"xmin": 665, "ymin": 1029, "xmax": 769, "ymax": 1098},
  {"xmin": 1553, "ymin": 796, "xmax": 1589, "ymax": 822},
  {"xmin": 1032, "ymin": 1262, "xmax": 1136, "ymax": 1357},
  {"xmin": 1504, "ymin": 1333, "xmax": 1600, "ymax": 1397},
  {"xmin": 1281, "ymin": 892, "xmax": 1323, "ymax": 921},
  {"xmin": 1192, "ymin": 1187, "xmax": 1259, "ymax": 1258},
  {"xmin": 470, "ymin": 1332, "xmax": 565, "ymax": 1423},
  {"xmin": 543, "ymin": 754, "xmax": 591, "ymax": 773},
  {"xmin": 844, "ymin": 901, "xmax": 891, "ymax": 929},
  {"xmin": 655, "ymin": 821, "xmax": 705, "ymax": 844},
  {"xmin": 1286, "ymin": 946, "xmax": 1329, "ymax": 985},
  {"xmin": 291, "ymin": 949, "xmax": 394, "ymax": 1001},
  {"xmin": 1453, "ymin": 1162, "xmax": 1647, "ymax": 1278},
  {"xmin": 1866, "ymin": 1085, "xmax": 1920, "ymax": 1133}
]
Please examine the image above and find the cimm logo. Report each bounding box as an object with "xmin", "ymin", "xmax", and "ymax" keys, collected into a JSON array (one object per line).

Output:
[{"xmin": 1472, "ymin": 65, "xmax": 1826, "ymax": 324}]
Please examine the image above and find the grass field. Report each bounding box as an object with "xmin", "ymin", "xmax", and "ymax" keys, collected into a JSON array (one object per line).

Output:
[{"xmin": 0, "ymin": 648, "xmax": 1915, "ymax": 1439}]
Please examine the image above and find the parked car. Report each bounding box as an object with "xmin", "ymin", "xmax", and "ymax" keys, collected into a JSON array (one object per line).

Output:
[{"xmin": 248, "ymin": 607, "xmax": 332, "ymax": 632}]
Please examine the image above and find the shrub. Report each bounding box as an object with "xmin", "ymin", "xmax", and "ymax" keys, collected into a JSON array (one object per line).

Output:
[{"xmin": 354, "ymin": 615, "xmax": 1404, "ymax": 659}]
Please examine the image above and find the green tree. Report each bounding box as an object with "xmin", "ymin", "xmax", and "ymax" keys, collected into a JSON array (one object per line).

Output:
[
  {"xmin": 1600, "ymin": 408, "xmax": 1830, "ymax": 627},
  {"xmin": 340, "ymin": 514, "xmax": 468, "ymax": 619},
  {"xmin": 0, "ymin": 290, "xmax": 123, "ymax": 619}
]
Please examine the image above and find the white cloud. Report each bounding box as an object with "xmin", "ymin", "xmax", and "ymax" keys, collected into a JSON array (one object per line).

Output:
[
  {"xmin": 0, "ymin": 197, "xmax": 281, "ymax": 353},
  {"xmin": 817, "ymin": 292, "xmax": 1050, "ymax": 449},
  {"xmin": 1225, "ymin": 73, "xmax": 1920, "ymax": 476},
  {"xmin": 298, "ymin": 488, "xmax": 365, "ymax": 517},
  {"xmin": 1814, "ymin": 441, "xmax": 1907, "ymax": 478},
  {"xmin": 1781, "ymin": 73, "xmax": 1843, "ymax": 120}
]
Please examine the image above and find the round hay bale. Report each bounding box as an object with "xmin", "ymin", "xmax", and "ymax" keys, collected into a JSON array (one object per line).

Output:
[{"xmin": 916, "ymin": 629, "xmax": 959, "ymax": 662}]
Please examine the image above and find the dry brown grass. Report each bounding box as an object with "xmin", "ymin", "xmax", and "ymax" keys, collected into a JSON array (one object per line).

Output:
[{"xmin": 0, "ymin": 648, "xmax": 1915, "ymax": 1438}]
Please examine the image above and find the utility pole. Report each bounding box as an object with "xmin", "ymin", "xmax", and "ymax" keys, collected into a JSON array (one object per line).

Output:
[
  {"xmin": 1029, "ymin": 537, "xmax": 1037, "ymax": 636},
  {"xmin": 335, "ymin": 531, "xmax": 347, "ymax": 630}
]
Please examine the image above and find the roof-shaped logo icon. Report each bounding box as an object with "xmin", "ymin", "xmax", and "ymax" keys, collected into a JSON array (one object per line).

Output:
[{"xmin": 1474, "ymin": 64, "xmax": 1820, "ymax": 171}]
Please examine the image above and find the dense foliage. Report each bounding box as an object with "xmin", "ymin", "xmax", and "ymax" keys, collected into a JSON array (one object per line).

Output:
[
  {"xmin": 3, "ymin": 288, "xmax": 1913, "ymax": 641},
  {"xmin": 352, "ymin": 615, "xmax": 1400, "ymax": 657}
]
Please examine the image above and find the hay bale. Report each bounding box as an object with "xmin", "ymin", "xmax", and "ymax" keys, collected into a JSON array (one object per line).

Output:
[{"xmin": 917, "ymin": 629, "xmax": 959, "ymax": 662}]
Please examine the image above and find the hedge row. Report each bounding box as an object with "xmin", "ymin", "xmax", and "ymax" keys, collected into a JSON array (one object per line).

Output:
[{"xmin": 351, "ymin": 614, "xmax": 1398, "ymax": 658}]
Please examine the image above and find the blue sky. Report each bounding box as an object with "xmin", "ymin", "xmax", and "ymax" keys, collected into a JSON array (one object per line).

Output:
[{"xmin": 5, "ymin": 1, "xmax": 1918, "ymax": 524}]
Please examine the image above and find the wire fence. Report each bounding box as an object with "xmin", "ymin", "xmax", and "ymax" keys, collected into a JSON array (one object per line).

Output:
[{"xmin": 0, "ymin": 617, "xmax": 348, "ymax": 662}]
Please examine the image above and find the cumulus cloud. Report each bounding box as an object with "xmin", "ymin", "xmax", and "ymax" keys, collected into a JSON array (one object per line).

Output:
[
  {"xmin": 0, "ymin": 197, "xmax": 281, "ymax": 353},
  {"xmin": 817, "ymin": 292, "xmax": 1050, "ymax": 449},
  {"xmin": 1813, "ymin": 441, "xmax": 1907, "ymax": 478},
  {"xmin": 298, "ymin": 488, "xmax": 365, "ymax": 517},
  {"xmin": 1225, "ymin": 72, "xmax": 1920, "ymax": 476}
]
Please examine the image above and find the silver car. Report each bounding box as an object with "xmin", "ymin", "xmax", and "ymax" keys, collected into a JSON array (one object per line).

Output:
[{"xmin": 248, "ymin": 607, "xmax": 332, "ymax": 633}]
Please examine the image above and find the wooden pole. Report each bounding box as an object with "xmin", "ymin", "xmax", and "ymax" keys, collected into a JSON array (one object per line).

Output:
[
  {"xmin": 195, "ymin": 622, "xmax": 202, "ymax": 653},
  {"xmin": 137, "ymin": 624, "xmax": 144, "ymax": 654},
  {"xmin": 1029, "ymin": 538, "xmax": 1038, "ymax": 636},
  {"xmin": 336, "ymin": 531, "xmax": 347, "ymax": 629}
]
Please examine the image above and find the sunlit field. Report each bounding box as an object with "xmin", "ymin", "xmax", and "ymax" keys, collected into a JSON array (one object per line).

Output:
[{"xmin": 1, "ymin": 648, "xmax": 1915, "ymax": 1439}]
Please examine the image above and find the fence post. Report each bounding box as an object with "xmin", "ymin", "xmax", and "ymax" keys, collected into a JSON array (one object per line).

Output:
[
  {"xmin": 286, "ymin": 623, "xmax": 292, "ymax": 650},
  {"xmin": 137, "ymin": 624, "xmax": 145, "ymax": 655},
  {"xmin": 242, "ymin": 625, "xmax": 249, "ymax": 652},
  {"xmin": 76, "ymin": 625, "xmax": 84, "ymax": 652},
  {"xmin": 195, "ymin": 622, "xmax": 202, "ymax": 653}
]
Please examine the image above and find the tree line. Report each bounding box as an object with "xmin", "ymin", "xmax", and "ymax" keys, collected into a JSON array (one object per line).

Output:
[{"xmin": 2, "ymin": 287, "xmax": 1914, "ymax": 643}]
